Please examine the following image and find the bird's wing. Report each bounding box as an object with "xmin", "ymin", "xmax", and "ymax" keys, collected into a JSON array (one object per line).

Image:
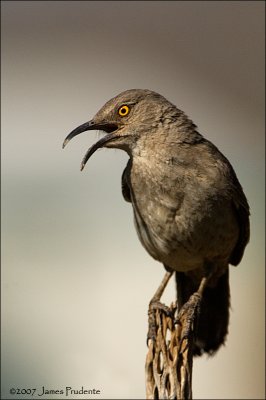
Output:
[
  {"xmin": 121, "ymin": 159, "xmax": 132, "ymax": 203},
  {"xmin": 229, "ymin": 168, "xmax": 250, "ymax": 266}
]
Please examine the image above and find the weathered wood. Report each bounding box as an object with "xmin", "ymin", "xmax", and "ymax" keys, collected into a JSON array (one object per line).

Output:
[{"xmin": 145, "ymin": 277, "xmax": 207, "ymax": 400}]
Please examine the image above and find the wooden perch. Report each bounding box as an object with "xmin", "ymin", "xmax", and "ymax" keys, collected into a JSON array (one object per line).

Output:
[{"xmin": 145, "ymin": 277, "xmax": 207, "ymax": 400}]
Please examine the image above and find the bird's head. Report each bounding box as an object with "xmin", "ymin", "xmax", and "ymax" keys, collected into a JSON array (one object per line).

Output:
[{"xmin": 63, "ymin": 89, "xmax": 179, "ymax": 170}]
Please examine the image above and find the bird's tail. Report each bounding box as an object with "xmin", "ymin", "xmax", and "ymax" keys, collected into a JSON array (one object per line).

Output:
[{"xmin": 175, "ymin": 267, "xmax": 230, "ymax": 356}]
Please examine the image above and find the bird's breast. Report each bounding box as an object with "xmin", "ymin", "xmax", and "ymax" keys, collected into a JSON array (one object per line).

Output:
[
  {"xmin": 128, "ymin": 155, "xmax": 239, "ymax": 271},
  {"xmin": 129, "ymin": 158, "xmax": 187, "ymax": 264}
]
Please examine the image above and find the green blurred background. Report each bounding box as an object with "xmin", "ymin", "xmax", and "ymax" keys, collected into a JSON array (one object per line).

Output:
[{"xmin": 2, "ymin": 1, "xmax": 265, "ymax": 399}]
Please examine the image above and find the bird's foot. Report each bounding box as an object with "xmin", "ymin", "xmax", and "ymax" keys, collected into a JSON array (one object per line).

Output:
[
  {"xmin": 146, "ymin": 271, "xmax": 174, "ymax": 344},
  {"xmin": 147, "ymin": 300, "xmax": 174, "ymax": 343},
  {"xmin": 175, "ymin": 292, "xmax": 202, "ymax": 353}
]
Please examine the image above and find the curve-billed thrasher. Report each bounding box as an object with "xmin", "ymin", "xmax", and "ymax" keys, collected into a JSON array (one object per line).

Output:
[{"xmin": 63, "ymin": 89, "xmax": 250, "ymax": 356}]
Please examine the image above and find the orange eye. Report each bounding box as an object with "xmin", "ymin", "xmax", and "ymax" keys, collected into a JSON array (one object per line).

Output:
[{"xmin": 118, "ymin": 105, "xmax": 130, "ymax": 117}]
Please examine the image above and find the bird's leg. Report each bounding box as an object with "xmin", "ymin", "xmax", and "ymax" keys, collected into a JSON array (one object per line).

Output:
[
  {"xmin": 176, "ymin": 276, "xmax": 208, "ymax": 353},
  {"xmin": 147, "ymin": 270, "xmax": 174, "ymax": 342}
]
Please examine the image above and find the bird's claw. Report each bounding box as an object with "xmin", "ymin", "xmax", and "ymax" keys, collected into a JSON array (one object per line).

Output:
[
  {"xmin": 175, "ymin": 292, "xmax": 202, "ymax": 353},
  {"xmin": 147, "ymin": 301, "xmax": 175, "ymax": 344}
]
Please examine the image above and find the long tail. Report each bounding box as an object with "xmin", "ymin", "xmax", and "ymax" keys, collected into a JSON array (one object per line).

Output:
[{"xmin": 175, "ymin": 267, "xmax": 230, "ymax": 356}]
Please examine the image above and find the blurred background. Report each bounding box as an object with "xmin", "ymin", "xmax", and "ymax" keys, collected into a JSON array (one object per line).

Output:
[{"xmin": 1, "ymin": 1, "xmax": 265, "ymax": 399}]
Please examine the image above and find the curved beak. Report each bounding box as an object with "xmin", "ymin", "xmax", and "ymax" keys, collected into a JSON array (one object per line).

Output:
[
  {"xmin": 62, "ymin": 120, "xmax": 120, "ymax": 171},
  {"xmin": 80, "ymin": 132, "xmax": 121, "ymax": 171},
  {"xmin": 62, "ymin": 120, "xmax": 117, "ymax": 149}
]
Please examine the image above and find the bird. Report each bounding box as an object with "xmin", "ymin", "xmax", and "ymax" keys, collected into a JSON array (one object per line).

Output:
[{"xmin": 63, "ymin": 89, "xmax": 250, "ymax": 356}]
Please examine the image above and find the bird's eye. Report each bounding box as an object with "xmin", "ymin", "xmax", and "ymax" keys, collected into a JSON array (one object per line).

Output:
[{"xmin": 118, "ymin": 105, "xmax": 130, "ymax": 117}]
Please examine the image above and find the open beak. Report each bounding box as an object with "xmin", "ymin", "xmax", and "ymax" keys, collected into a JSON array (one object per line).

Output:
[{"xmin": 62, "ymin": 120, "xmax": 119, "ymax": 170}]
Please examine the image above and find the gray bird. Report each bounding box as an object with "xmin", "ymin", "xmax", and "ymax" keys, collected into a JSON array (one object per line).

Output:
[{"xmin": 63, "ymin": 89, "xmax": 250, "ymax": 356}]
